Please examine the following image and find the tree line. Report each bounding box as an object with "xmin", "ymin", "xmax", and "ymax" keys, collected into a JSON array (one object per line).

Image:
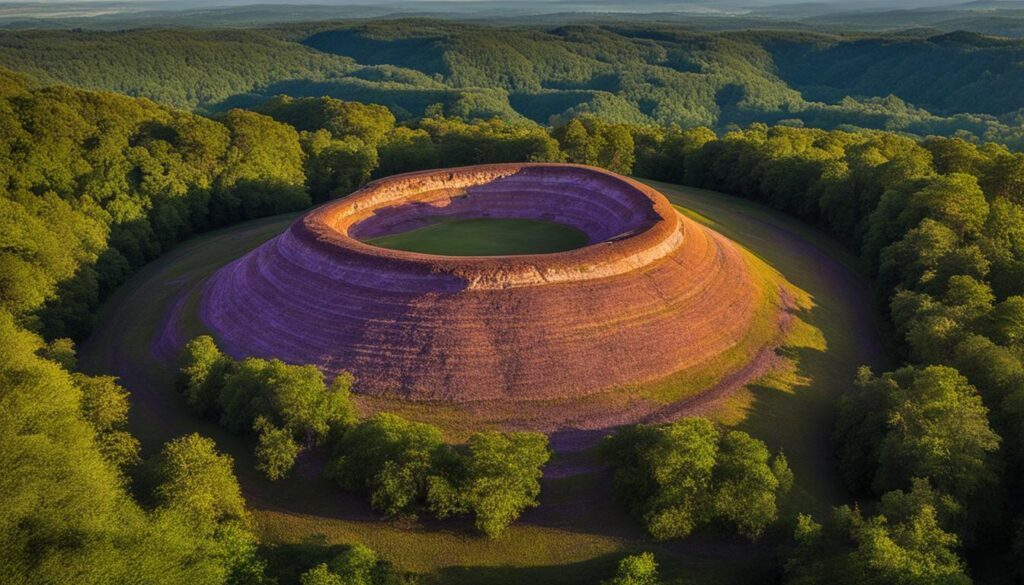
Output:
[
  {"xmin": 1, "ymin": 67, "xmax": 311, "ymax": 340},
  {"xmin": 179, "ymin": 335, "xmax": 551, "ymax": 539},
  {"xmin": 0, "ymin": 68, "xmax": 315, "ymax": 584},
  {"xmin": 651, "ymin": 124, "xmax": 1024, "ymax": 584},
  {"xmin": 180, "ymin": 332, "xmax": 797, "ymax": 550}
]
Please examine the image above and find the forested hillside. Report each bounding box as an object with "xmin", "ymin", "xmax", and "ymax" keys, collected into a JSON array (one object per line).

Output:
[
  {"xmin": 2, "ymin": 22, "xmax": 1024, "ymax": 145},
  {"xmin": 0, "ymin": 66, "xmax": 303, "ymax": 583},
  {"xmin": 0, "ymin": 28, "xmax": 524, "ymax": 121},
  {"xmin": 0, "ymin": 66, "xmax": 311, "ymax": 340},
  {"xmin": 0, "ymin": 29, "xmax": 359, "ymax": 109},
  {"xmin": 763, "ymin": 30, "xmax": 1024, "ymax": 116}
]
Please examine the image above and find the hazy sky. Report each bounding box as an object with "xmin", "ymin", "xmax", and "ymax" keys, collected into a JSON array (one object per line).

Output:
[{"xmin": 0, "ymin": 0, "xmax": 975, "ymax": 5}]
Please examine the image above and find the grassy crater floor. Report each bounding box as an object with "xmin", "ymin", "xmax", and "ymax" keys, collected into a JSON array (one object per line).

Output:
[
  {"xmin": 78, "ymin": 180, "xmax": 888, "ymax": 585},
  {"xmin": 363, "ymin": 217, "xmax": 589, "ymax": 256}
]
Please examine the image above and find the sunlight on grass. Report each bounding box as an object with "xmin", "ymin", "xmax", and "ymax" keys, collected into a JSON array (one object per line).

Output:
[{"xmin": 365, "ymin": 218, "xmax": 588, "ymax": 256}]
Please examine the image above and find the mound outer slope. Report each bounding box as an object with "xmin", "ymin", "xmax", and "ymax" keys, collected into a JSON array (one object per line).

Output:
[{"xmin": 201, "ymin": 164, "xmax": 763, "ymax": 403}]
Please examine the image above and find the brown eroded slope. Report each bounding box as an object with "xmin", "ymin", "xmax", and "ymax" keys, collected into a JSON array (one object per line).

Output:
[{"xmin": 201, "ymin": 164, "xmax": 769, "ymax": 405}]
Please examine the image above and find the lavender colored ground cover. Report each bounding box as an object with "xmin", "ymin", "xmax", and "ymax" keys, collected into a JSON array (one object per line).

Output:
[{"xmin": 200, "ymin": 164, "xmax": 767, "ymax": 405}]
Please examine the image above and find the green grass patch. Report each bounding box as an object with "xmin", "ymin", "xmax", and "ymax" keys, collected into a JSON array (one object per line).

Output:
[
  {"xmin": 649, "ymin": 180, "xmax": 891, "ymax": 513},
  {"xmin": 364, "ymin": 218, "xmax": 588, "ymax": 256}
]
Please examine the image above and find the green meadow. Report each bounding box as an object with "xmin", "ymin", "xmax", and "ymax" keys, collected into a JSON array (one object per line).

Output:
[{"xmin": 365, "ymin": 218, "xmax": 588, "ymax": 256}]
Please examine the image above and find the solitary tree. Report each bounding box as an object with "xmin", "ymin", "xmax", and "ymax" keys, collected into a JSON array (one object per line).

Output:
[{"xmin": 603, "ymin": 418, "xmax": 790, "ymax": 540}]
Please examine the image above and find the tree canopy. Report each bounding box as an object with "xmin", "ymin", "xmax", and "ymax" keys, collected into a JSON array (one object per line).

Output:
[
  {"xmin": 602, "ymin": 418, "xmax": 791, "ymax": 540},
  {"xmin": 6, "ymin": 24, "xmax": 1024, "ymax": 146}
]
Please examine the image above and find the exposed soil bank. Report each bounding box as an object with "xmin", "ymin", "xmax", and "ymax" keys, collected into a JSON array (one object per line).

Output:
[{"xmin": 201, "ymin": 164, "xmax": 771, "ymax": 409}]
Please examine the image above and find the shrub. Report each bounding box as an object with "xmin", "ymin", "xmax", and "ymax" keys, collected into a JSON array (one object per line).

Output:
[
  {"xmin": 299, "ymin": 543, "xmax": 407, "ymax": 585},
  {"xmin": 602, "ymin": 553, "xmax": 661, "ymax": 585},
  {"xmin": 328, "ymin": 413, "xmax": 447, "ymax": 517},
  {"xmin": 602, "ymin": 418, "xmax": 790, "ymax": 540},
  {"xmin": 428, "ymin": 431, "xmax": 550, "ymax": 537}
]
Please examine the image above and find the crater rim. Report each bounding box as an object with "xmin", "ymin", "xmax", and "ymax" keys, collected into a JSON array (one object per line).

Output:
[{"xmin": 289, "ymin": 163, "xmax": 685, "ymax": 286}]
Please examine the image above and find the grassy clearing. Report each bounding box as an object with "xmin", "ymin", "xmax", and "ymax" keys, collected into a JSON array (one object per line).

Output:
[
  {"xmin": 365, "ymin": 217, "xmax": 588, "ymax": 256},
  {"xmin": 651, "ymin": 180, "xmax": 891, "ymax": 512},
  {"xmin": 78, "ymin": 181, "xmax": 885, "ymax": 584}
]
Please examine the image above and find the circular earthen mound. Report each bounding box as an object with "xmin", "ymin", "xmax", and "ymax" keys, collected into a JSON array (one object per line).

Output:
[{"xmin": 201, "ymin": 163, "xmax": 763, "ymax": 403}]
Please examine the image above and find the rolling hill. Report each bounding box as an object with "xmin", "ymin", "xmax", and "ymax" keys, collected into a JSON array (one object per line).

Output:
[{"xmin": 1, "ymin": 21, "xmax": 1023, "ymax": 142}]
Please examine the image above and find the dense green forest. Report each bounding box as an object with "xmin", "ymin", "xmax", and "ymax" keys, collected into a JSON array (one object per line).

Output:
[
  {"xmin": 2, "ymin": 22, "xmax": 1024, "ymax": 145},
  {"xmin": 0, "ymin": 65, "xmax": 310, "ymax": 583},
  {"xmin": 5, "ymin": 43, "xmax": 1024, "ymax": 582},
  {"xmin": 661, "ymin": 124, "xmax": 1024, "ymax": 584},
  {"xmin": 0, "ymin": 66, "xmax": 312, "ymax": 340}
]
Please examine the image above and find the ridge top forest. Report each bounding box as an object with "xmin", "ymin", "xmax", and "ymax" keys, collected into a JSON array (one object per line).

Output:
[
  {"xmin": 3, "ymin": 22, "xmax": 1024, "ymax": 146},
  {"xmin": 3, "ymin": 11, "xmax": 1024, "ymax": 585}
]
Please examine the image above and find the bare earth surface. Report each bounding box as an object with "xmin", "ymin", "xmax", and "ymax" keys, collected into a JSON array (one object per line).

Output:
[
  {"xmin": 200, "ymin": 164, "xmax": 773, "ymax": 410},
  {"xmin": 78, "ymin": 178, "xmax": 886, "ymax": 584}
]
